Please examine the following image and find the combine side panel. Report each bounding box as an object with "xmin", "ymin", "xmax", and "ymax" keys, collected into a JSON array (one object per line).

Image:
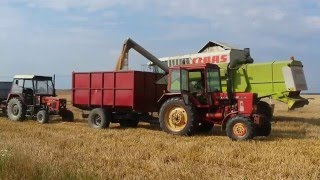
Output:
[{"xmin": 219, "ymin": 60, "xmax": 308, "ymax": 109}]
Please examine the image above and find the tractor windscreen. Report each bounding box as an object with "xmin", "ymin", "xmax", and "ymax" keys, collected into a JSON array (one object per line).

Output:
[
  {"xmin": 206, "ymin": 68, "xmax": 221, "ymax": 93},
  {"xmin": 35, "ymin": 80, "xmax": 54, "ymax": 95}
]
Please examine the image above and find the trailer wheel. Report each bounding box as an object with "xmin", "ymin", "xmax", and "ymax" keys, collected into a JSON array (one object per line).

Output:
[
  {"xmin": 226, "ymin": 116, "xmax": 255, "ymax": 141},
  {"xmin": 256, "ymin": 119, "xmax": 271, "ymax": 137},
  {"xmin": 257, "ymin": 101, "xmax": 273, "ymax": 120},
  {"xmin": 159, "ymin": 98, "xmax": 197, "ymax": 136},
  {"xmin": 37, "ymin": 110, "xmax": 49, "ymax": 124},
  {"xmin": 88, "ymin": 108, "xmax": 110, "ymax": 129},
  {"xmin": 7, "ymin": 98, "xmax": 26, "ymax": 121},
  {"xmin": 61, "ymin": 110, "xmax": 74, "ymax": 122}
]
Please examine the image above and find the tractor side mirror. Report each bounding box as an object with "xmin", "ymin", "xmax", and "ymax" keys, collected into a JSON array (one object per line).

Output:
[{"xmin": 15, "ymin": 80, "xmax": 19, "ymax": 85}]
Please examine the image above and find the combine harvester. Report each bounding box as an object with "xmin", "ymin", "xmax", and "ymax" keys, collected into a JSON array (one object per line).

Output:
[{"xmin": 148, "ymin": 41, "xmax": 309, "ymax": 119}]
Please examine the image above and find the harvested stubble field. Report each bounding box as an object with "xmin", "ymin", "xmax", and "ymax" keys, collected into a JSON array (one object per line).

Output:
[{"xmin": 0, "ymin": 91, "xmax": 319, "ymax": 179}]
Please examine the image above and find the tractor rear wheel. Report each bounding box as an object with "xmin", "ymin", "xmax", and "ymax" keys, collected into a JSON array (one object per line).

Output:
[
  {"xmin": 226, "ymin": 116, "xmax": 255, "ymax": 141},
  {"xmin": 159, "ymin": 98, "xmax": 197, "ymax": 136},
  {"xmin": 61, "ymin": 110, "xmax": 74, "ymax": 122},
  {"xmin": 7, "ymin": 98, "xmax": 26, "ymax": 121},
  {"xmin": 257, "ymin": 101, "xmax": 273, "ymax": 120},
  {"xmin": 88, "ymin": 108, "xmax": 110, "ymax": 129},
  {"xmin": 37, "ymin": 110, "xmax": 49, "ymax": 124}
]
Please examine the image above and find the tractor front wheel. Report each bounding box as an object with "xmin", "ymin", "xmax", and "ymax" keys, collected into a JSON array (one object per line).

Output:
[
  {"xmin": 37, "ymin": 110, "xmax": 49, "ymax": 124},
  {"xmin": 226, "ymin": 116, "xmax": 255, "ymax": 141},
  {"xmin": 159, "ymin": 98, "xmax": 197, "ymax": 136},
  {"xmin": 7, "ymin": 98, "xmax": 26, "ymax": 121},
  {"xmin": 61, "ymin": 110, "xmax": 74, "ymax": 122},
  {"xmin": 88, "ymin": 108, "xmax": 110, "ymax": 129}
]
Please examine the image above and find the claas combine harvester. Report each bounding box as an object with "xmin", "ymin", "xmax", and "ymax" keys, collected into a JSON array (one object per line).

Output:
[
  {"xmin": 72, "ymin": 38, "xmax": 272, "ymax": 140},
  {"xmin": 149, "ymin": 41, "xmax": 309, "ymax": 119}
]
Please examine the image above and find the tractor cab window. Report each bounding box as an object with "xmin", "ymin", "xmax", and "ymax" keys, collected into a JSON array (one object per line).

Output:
[
  {"xmin": 189, "ymin": 71, "xmax": 203, "ymax": 93},
  {"xmin": 34, "ymin": 80, "xmax": 54, "ymax": 95},
  {"xmin": 170, "ymin": 70, "xmax": 181, "ymax": 92},
  {"xmin": 11, "ymin": 79, "xmax": 23, "ymax": 93},
  {"xmin": 24, "ymin": 80, "xmax": 33, "ymax": 89},
  {"xmin": 207, "ymin": 68, "xmax": 221, "ymax": 92}
]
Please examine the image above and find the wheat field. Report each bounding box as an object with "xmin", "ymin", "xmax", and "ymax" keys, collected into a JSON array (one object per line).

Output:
[{"xmin": 0, "ymin": 92, "xmax": 319, "ymax": 179}]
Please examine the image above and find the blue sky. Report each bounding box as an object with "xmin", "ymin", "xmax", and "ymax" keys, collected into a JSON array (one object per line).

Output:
[{"xmin": 0, "ymin": 0, "xmax": 319, "ymax": 92}]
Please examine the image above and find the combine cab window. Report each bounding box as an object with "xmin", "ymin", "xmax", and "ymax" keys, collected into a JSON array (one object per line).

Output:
[{"xmin": 207, "ymin": 68, "xmax": 221, "ymax": 92}]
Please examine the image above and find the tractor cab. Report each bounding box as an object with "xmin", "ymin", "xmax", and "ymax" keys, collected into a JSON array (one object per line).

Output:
[
  {"xmin": 167, "ymin": 63, "xmax": 222, "ymax": 105},
  {"xmin": 10, "ymin": 75, "xmax": 56, "ymax": 105}
]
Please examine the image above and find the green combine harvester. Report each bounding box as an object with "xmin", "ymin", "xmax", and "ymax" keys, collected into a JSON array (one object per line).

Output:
[{"xmin": 150, "ymin": 41, "xmax": 308, "ymax": 118}]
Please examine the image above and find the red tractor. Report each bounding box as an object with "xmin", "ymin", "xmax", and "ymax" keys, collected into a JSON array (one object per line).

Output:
[
  {"xmin": 157, "ymin": 63, "xmax": 271, "ymax": 140},
  {"xmin": 5, "ymin": 75, "xmax": 73, "ymax": 123}
]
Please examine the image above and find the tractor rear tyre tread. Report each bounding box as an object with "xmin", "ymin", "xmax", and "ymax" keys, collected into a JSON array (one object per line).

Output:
[
  {"xmin": 37, "ymin": 110, "xmax": 49, "ymax": 124},
  {"xmin": 226, "ymin": 116, "xmax": 255, "ymax": 141},
  {"xmin": 88, "ymin": 108, "xmax": 110, "ymax": 129},
  {"xmin": 159, "ymin": 97, "xmax": 197, "ymax": 136},
  {"xmin": 7, "ymin": 98, "xmax": 26, "ymax": 121}
]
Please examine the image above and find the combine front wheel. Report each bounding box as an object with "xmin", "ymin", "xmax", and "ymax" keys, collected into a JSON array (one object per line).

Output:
[{"xmin": 159, "ymin": 98, "xmax": 197, "ymax": 136}]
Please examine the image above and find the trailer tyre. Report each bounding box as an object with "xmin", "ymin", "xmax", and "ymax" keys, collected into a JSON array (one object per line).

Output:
[
  {"xmin": 7, "ymin": 98, "xmax": 26, "ymax": 121},
  {"xmin": 159, "ymin": 98, "xmax": 197, "ymax": 136},
  {"xmin": 257, "ymin": 101, "xmax": 273, "ymax": 120},
  {"xmin": 226, "ymin": 116, "xmax": 255, "ymax": 141},
  {"xmin": 61, "ymin": 110, "xmax": 74, "ymax": 122},
  {"xmin": 88, "ymin": 108, "xmax": 110, "ymax": 129},
  {"xmin": 37, "ymin": 110, "xmax": 49, "ymax": 124}
]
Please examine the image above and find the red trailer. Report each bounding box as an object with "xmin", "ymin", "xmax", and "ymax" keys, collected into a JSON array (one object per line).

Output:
[{"xmin": 72, "ymin": 71, "xmax": 166, "ymax": 128}]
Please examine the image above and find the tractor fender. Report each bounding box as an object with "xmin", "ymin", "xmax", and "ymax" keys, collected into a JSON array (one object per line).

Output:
[
  {"xmin": 7, "ymin": 94, "xmax": 24, "ymax": 104},
  {"xmin": 157, "ymin": 93, "xmax": 181, "ymax": 111},
  {"xmin": 221, "ymin": 112, "xmax": 239, "ymax": 131}
]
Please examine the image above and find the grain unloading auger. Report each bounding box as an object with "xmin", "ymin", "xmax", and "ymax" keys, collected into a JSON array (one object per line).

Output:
[{"xmin": 115, "ymin": 38, "xmax": 169, "ymax": 73}]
